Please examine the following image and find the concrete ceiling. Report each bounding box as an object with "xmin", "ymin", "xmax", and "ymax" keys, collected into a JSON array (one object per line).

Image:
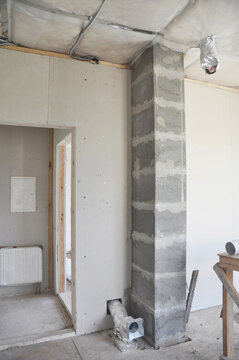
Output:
[{"xmin": 1, "ymin": 0, "xmax": 239, "ymax": 88}]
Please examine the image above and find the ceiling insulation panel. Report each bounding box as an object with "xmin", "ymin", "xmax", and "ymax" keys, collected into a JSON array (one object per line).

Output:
[
  {"xmin": 163, "ymin": 0, "xmax": 239, "ymax": 51},
  {"xmin": 25, "ymin": 0, "xmax": 190, "ymax": 32},
  {"xmin": 74, "ymin": 22, "xmax": 154, "ymax": 64},
  {"xmin": 95, "ymin": 0, "xmax": 190, "ymax": 33},
  {"xmin": 34, "ymin": 0, "xmax": 102, "ymax": 17},
  {"xmin": 8, "ymin": 0, "xmax": 85, "ymax": 53}
]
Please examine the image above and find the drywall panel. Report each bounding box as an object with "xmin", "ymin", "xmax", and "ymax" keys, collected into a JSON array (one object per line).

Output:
[
  {"xmin": 185, "ymin": 82, "xmax": 239, "ymax": 310},
  {"xmin": 49, "ymin": 57, "xmax": 131, "ymax": 333},
  {"xmin": 48, "ymin": 57, "xmax": 130, "ymax": 127},
  {"xmin": 0, "ymin": 49, "xmax": 49, "ymax": 126},
  {"xmin": 0, "ymin": 125, "xmax": 49, "ymax": 296},
  {"xmin": 0, "ymin": 48, "xmax": 131, "ymax": 333}
]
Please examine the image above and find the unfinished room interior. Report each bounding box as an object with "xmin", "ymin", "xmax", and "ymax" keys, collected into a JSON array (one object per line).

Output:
[{"xmin": 1, "ymin": 0, "xmax": 239, "ymax": 359}]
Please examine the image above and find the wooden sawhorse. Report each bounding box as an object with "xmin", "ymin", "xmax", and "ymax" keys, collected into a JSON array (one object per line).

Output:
[{"xmin": 214, "ymin": 253, "xmax": 239, "ymax": 360}]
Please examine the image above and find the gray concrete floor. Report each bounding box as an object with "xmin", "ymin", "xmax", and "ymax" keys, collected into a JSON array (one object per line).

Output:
[
  {"xmin": 1, "ymin": 305, "xmax": 239, "ymax": 360},
  {"xmin": 0, "ymin": 293, "xmax": 72, "ymax": 346}
]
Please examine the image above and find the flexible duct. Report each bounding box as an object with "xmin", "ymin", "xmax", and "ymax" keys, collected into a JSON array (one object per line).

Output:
[
  {"xmin": 108, "ymin": 300, "xmax": 144, "ymax": 343},
  {"xmin": 199, "ymin": 35, "xmax": 219, "ymax": 74}
]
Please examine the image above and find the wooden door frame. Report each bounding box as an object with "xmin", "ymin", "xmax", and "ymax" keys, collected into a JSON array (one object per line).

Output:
[
  {"xmin": 56, "ymin": 134, "xmax": 72, "ymax": 294},
  {"xmin": 48, "ymin": 129, "xmax": 54, "ymax": 289}
]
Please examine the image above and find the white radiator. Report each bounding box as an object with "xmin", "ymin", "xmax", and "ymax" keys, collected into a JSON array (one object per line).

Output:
[{"xmin": 0, "ymin": 247, "xmax": 42, "ymax": 286}]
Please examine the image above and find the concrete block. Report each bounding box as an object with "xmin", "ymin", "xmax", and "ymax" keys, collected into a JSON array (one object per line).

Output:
[
  {"xmin": 132, "ymin": 104, "xmax": 154, "ymax": 137},
  {"xmin": 132, "ymin": 47, "xmax": 153, "ymax": 84},
  {"xmin": 132, "ymin": 240, "xmax": 155, "ymax": 273},
  {"xmin": 132, "ymin": 269, "xmax": 154, "ymax": 308},
  {"xmin": 156, "ymin": 140, "xmax": 185, "ymax": 168},
  {"xmin": 156, "ymin": 175, "xmax": 183, "ymax": 203},
  {"xmin": 156, "ymin": 210, "xmax": 186, "ymax": 235},
  {"xmin": 131, "ymin": 295, "xmax": 155, "ymax": 345},
  {"xmin": 132, "ymin": 173, "xmax": 155, "ymax": 202},
  {"xmin": 183, "ymin": 175, "xmax": 186, "ymax": 202},
  {"xmin": 155, "ymin": 308, "xmax": 186, "ymax": 348},
  {"xmin": 132, "ymin": 141, "xmax": 155, "ymax": 170},
  {"xmin": 132, "ymin": 208, "xmax": 155, "ymax": 236},
  {"xmin": 155, "ymin": 274, "xmax": 186, "ymax": 308},
  {"xmin": 153, "ymin": 44, "xmax": 184, "ymax": 71},
  {"xmin": 155, "ymin": 76, "xmax": 183, "ymax": 103},
  {"xmin": 155, "ymin": 241, "xmax": 186, "ymax": 274},
  {"xmin": 132, "ymin": 73, "xmax": 154, "ymax": 106},
  {"xmin": 131, "ymin": 43, "xmax": 186, "ymax": 350},
  {"xmin": 155, "ymin": 105, "xmax": 184, "ymax": 134}
]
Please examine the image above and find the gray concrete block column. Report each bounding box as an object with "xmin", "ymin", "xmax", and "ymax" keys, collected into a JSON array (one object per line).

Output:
[{"xmin": 131, "ymin": 44, "xmax": 186, "ymax": 348}]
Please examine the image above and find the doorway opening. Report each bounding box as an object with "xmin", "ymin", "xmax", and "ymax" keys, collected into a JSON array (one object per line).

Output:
[{"xmin": 0, "ymin": 124, "xmax": 76, "ymax": 351}]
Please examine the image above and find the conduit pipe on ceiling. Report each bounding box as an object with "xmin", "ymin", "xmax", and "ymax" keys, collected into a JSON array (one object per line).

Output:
[
  {"xmin": 69, "ymin": 0, "xmax": 106, "ymax": 63},
  {"xmin": 107, "ymin": 300, "xmax": 144, "ymax": 344}
]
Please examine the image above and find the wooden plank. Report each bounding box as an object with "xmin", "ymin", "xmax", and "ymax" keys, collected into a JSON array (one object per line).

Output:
[
  {"xmin": 185, "ymin": 270, "xmax": 199, "ymax": 323},
  {"xmin": 222, "ymin": 268, "xmax": 234, "ymax": 359},
  {"xmin": 219, "ymin": 262, "xmax": 239, "ymax": 272},
  {"xmin": 58, "ymin": 146, "xmax": 65, "ymax": 293},
  {"xmin": 219, "ymin": 254, "xmax": 239, "ymax": 272},
  {"xmin": 214, "ymin": 263, "xmax": 239, "ymax": 308},
  {"xmin": 48, "ymin": 129, "xmax": 54, "ymax": 289},
  {"xmin": 0, "ymin": 45, "xmax": 130, "ymax": 70},
  {"xmin": 184, "ymin": 77, "xmax": 239, "ymax": 94}
]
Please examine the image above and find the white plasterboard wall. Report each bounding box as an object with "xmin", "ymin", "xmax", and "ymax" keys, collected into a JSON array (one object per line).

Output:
[
  {"xmin": 185, "ymin": 81, "xmax": 239, "ymax": 311},
  {"xmin": 0, "ymin": 124, "xmax": 49, "ymax": 296},
  {"xmin": 0, "ymin": 48, "xmax": 131, "ymax": 334}
]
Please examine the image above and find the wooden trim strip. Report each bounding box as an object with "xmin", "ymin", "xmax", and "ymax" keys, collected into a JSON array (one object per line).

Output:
[
  {"xmin": 48, "ymin": 129, "xmax": 54, "ymax": 289},
  {"xmin": 185, "ymin": 77, "xmax": 239, "ymax": 94},
  {"xmin": 0, "ymin": 44, "xmax": 130, "ymax": 70}
]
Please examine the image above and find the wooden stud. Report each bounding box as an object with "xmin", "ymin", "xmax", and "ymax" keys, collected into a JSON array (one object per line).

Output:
[
  {"xmin": 223, "ymin": 268, "xmax": 234, "ymax": 359},
  {"xmin": 0, "ymin": 44, "xmax": 130, "ymax": 70},
  {"xmin": 214, "ymin": 261, "xmax": 236, "ymax": 360},
  {"xmin": 58, "ymin": 146, "xmax": 65, "ymax": 293},
  {"xmin": 48, "ymin": 129, "xmax": 54, "ymax": 289},
  {"xmin": 214, "ymin": 263, "xmax": 239, "ymax": 309},
  {"xmin": 219, "ymin": 254, "xmax": 239, "ymax": 272}
]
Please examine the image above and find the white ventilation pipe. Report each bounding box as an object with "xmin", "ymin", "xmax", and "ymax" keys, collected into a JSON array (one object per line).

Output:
[
  {"xmin": 225, "ymin": 240, "xmax": 239, "ymax": 256},
  {"xmin": 108, "ymin": 300, "xmax": 144, "ymax": 343}
]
